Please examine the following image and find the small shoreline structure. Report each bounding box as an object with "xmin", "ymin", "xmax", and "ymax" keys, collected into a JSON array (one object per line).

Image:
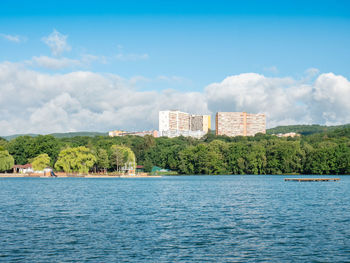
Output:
[
  {"xmin": 0, "ymin": 173, "xmax": 162, "ymax": 178},
  {"xmin": 285, "ymin": 178, "xmax": 340, "ymax": 182}
]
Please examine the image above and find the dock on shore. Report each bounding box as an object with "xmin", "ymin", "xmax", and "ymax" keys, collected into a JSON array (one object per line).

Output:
[{"xmin": 285, "ymin": 178, "xmax": 340, "ymax": 182}]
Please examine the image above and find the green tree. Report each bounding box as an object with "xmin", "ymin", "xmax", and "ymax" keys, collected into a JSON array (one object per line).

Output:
[
  {"xmin": 0, "ymin": 137, "xmax": 7, "ymax": 148},
  {"xmin": 304, "ymin": 142, "xmax": 338, "ymax": 174},
  {"xmin": 110, "ymin": 145, "xmax": 136, "ymax": 172},
  {"xmin": 55, "ymin": 146, "xmax": 96, "ymax": 174},
  {"xmin": 0, "ymin": 150, "xmax": 14, "ymax": 172},
  {"xmin": 131, "ymin": 135, "xmax": 155, "ymax": 163},
  {"xmin": 7, "ymin": 136, "xmax": 35, "ymax": 165},
  {"xmin": 335, "ymin": 144, "xmax": 350, "ymax": 174},
  {"xmin": 226, "ymin": 142, "xmax": 248, "ymax": 174},
  {"xmin": 7, "ymin": 135, "xmax": 60, "ymax": 166},
  {"xmin": 178, "ymin": 146, "xmax": 196, "ymax": 174},
  {"xmin": 178, "ymin": 143, "xmax": 226, "ymax": 175},
  {"xmin": 244, "ymin": 143, "xmax": 266, "ymax": 175},
  {"xmin": 32, "ymin": 135, "xmax": 60, "ymax": 165},
  {"xmin": 31, "ymin": 153, "xmax": 51, "ymax": 171},
  {"xmin": 202, "ymin": 140, "xmax": 229, "ymax": 174},
  {"xmin": 195, "ymin": 144, "xmax": 225, "ymax": 175},
  {"xmin": 95, "ymin": 148, "xmax": 109, "ymax": 172},
  {"xmin": 265, "ymin": 140, "xmax": 304, "ymax": 174}
]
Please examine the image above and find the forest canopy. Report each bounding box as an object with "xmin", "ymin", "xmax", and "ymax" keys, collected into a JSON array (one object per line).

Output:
[{"xmin": 1, "ymin": 126, "xmax": 350, "ymax": 175}]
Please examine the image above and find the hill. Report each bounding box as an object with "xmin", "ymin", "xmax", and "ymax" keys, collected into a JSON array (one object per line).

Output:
[
  {"xmin": 2, "ymin": 124, "xmax": 350, "ymax": 141},
  {"xmin": 2, "ymin": 131, "xmax": 108, "ymax": 141},
  {"xmin": 266, "ymin": 124, "xmax": 350, "ymax": 136},
  {"xmin": 49, "ymin": 132, "xmax": 108, "ymax": 138}
]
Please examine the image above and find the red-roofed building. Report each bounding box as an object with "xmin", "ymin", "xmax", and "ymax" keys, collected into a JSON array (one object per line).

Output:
[{"xmin": 13, "ymin": 164, "xmax": 33, "ymax": 174}]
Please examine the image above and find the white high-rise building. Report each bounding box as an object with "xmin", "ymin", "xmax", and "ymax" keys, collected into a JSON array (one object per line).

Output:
[{"xmin": 159, "ymin": 110, "xmax": 211, "ymax": 138}]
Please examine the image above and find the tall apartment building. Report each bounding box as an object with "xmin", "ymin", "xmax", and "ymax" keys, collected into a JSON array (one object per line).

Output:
[
  {"xmin": 159, "ymin": 110, "xmax": 211, "ymax": 138},
  {"xmin": 190, "ymin": 115, "xmax": 211, "ymax": 132},
  {"xmin": 216, "ymin": 112, "xmax": 265, "ymax": 137}
]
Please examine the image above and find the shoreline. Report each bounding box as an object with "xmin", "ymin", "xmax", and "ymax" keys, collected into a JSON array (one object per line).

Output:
[
  {"xmin": 1, "ymin": 173, "xmax": 347, "ymax": 178},
  {"xmin": 0, "ymin": 173, "xmax": 162, "ymax": 178}
]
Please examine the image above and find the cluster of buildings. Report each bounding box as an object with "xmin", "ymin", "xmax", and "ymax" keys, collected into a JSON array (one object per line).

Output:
[
  {"xmin": 158, "ymin": 110, "xmax": 265, "ymax": 138},
  {"xmin": 108, "ymin": 130, "xmax": 158, "ymax": 137},
  {"xmin": 109, "ymin": 110, "xmax": 266, "ymax": 139},
  {"xmin": 274, "ymin": 132, "xmax": 300, "ymax": 138}
]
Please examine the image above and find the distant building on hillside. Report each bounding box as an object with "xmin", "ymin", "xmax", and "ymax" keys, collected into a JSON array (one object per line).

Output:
[
  {"xmin": 108, "ymin": 130, "xmax": 124, "ymax": 137},
  {"xmin": 275, "ymin": 132, "xmax": 300, "ymax": 138},
  {"xmin": 216, "ymin": 112, "xmax": 266, "ymax": 137},
  {"xmin": 109, "ymin": 130, "xmax": 158, "ymax": 137},
  {"xmin": 159, "ymin": 110, "xmax": 211, "ymax": 138}
]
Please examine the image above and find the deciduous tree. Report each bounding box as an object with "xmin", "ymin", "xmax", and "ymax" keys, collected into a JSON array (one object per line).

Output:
[
  {"xmin": 31, "ymin": 153, "xmax": 51, "ymax": 171},
  {"xmin": 0, "ymin": 150, "xmax": 14, "ymax": 172},
  {"xmin": 55, "ymin": 146, "xmax": 96, "ymax": 174},
  {"xmin": 95, "ymin": 148, "xmax": 109, "ymax": 172},
  {"xmin": 110, "ymin": 145, "xmax": 136, "ymax": 172}
]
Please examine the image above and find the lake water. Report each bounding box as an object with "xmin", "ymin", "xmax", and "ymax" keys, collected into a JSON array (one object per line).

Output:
[{"xmin": 0, "ymin": 175, "xmax": 350, "ymax": 262}]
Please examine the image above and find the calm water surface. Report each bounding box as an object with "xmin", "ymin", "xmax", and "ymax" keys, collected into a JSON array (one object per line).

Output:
[{"xmin": 0, "ymin": 175, "xmax": 350, "ymax": 262}]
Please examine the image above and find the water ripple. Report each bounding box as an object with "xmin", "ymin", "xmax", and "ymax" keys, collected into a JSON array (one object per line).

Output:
[{"xmin": 0, "ymin": 176, "xmax": 349, "ymax": 262}]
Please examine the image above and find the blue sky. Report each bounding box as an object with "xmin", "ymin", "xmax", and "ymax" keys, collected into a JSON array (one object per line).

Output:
[
  {"xmin": 1, "ymin": 0, "xmax": 350, "ymax": 17},
  {"xmin": 1, "ymin": 0, "xmax": 350, "ymax": 89},
  {"xmin": 1, "ymin": 0, "xmax": 350, "ymax": 135}
]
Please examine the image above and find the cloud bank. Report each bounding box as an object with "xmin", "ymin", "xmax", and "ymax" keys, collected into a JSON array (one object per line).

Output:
[{"xmin": 0, "ymin": 62, "xmax": 350, "ymax": 136}]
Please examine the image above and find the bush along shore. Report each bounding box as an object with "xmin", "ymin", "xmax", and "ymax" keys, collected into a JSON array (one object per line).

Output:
[{"xmin": 1, "ymin": 126, "xmax": 350, "ymax": 175}]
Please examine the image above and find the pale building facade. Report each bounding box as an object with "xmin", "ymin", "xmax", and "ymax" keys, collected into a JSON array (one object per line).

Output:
[
  {"xmin": 159, "ymin": 110, "xmax": 211, "ymax": 138},
  {"xmin": 109, "ymin": 130, "xmax": 158, "ymax": 137},
  {"xmin": 216, "ymin": 112, "xmax": 266, "ymax": 137},
  {"xmin": 275, "ymin": 132, "xmax": 300, "ymax": 138}
]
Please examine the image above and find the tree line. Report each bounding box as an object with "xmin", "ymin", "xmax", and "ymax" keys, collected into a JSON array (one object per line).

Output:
[
  {"xmin": 1, "ymin": 127, "xmax": 350, "ymax": 175},
  {"xmin": 266, "ymin": 124, "xmax": 350, "ymax": 136}
]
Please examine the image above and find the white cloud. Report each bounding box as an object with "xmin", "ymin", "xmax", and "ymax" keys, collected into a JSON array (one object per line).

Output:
[
  {"xmin": 42, "ymin": 30, "xmax": 71, "ymax": 56},
  {"xmin": 24, "ymin": 54, "xmax": 108, "ymax": 70},
  {"xmin": 129, "ymin": 76, "xmax": 151, "ymax": 85},
  {"xmin": 302, "ymin": 68, "xmax": 320, "ymax": 82},
  {"xmin": 81, "ymin": 54, "xmax": 107, "ymax": 64},
  {"xmin": 263, "ymin": 66, "xmax": 279, "ymax": 74},
  {"xmin": 205, "ymin": 72, "xmax": 350, "ymax": 128},
  {"xmin": 0, "ymin": 34, "xmax": 26, "ymax": 43},
  {"xmin": 157, "ymin": 75, "xmax": 187, "ymax": 82},
  {"xmin": 114, "ymin": 45, "xmax": 149, "ymax": 61},
  {"xmin": 309, "ymin": 73, "xmax": 350, "ymax": 125},
  {"xmin": 305, "ymin": 67, "xmax": 320, "ymax": 77},
  {"xmin": 29, "ymin": 56, "xmax": 81, "ymax": 69},
  {"xmin": 0, "ymin": 62, "xmax": 206, "ymax": 135},
  {"xmin": 1, "ymin": 63, "xmax": 350, "ymax": 136},
  {"xmin": 205, "ymin": 73, "xmax": 306, "ymax": 127},
  {"xmin": 115, "ymin": 53, "xmax": 149, "ymax": 61}
]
